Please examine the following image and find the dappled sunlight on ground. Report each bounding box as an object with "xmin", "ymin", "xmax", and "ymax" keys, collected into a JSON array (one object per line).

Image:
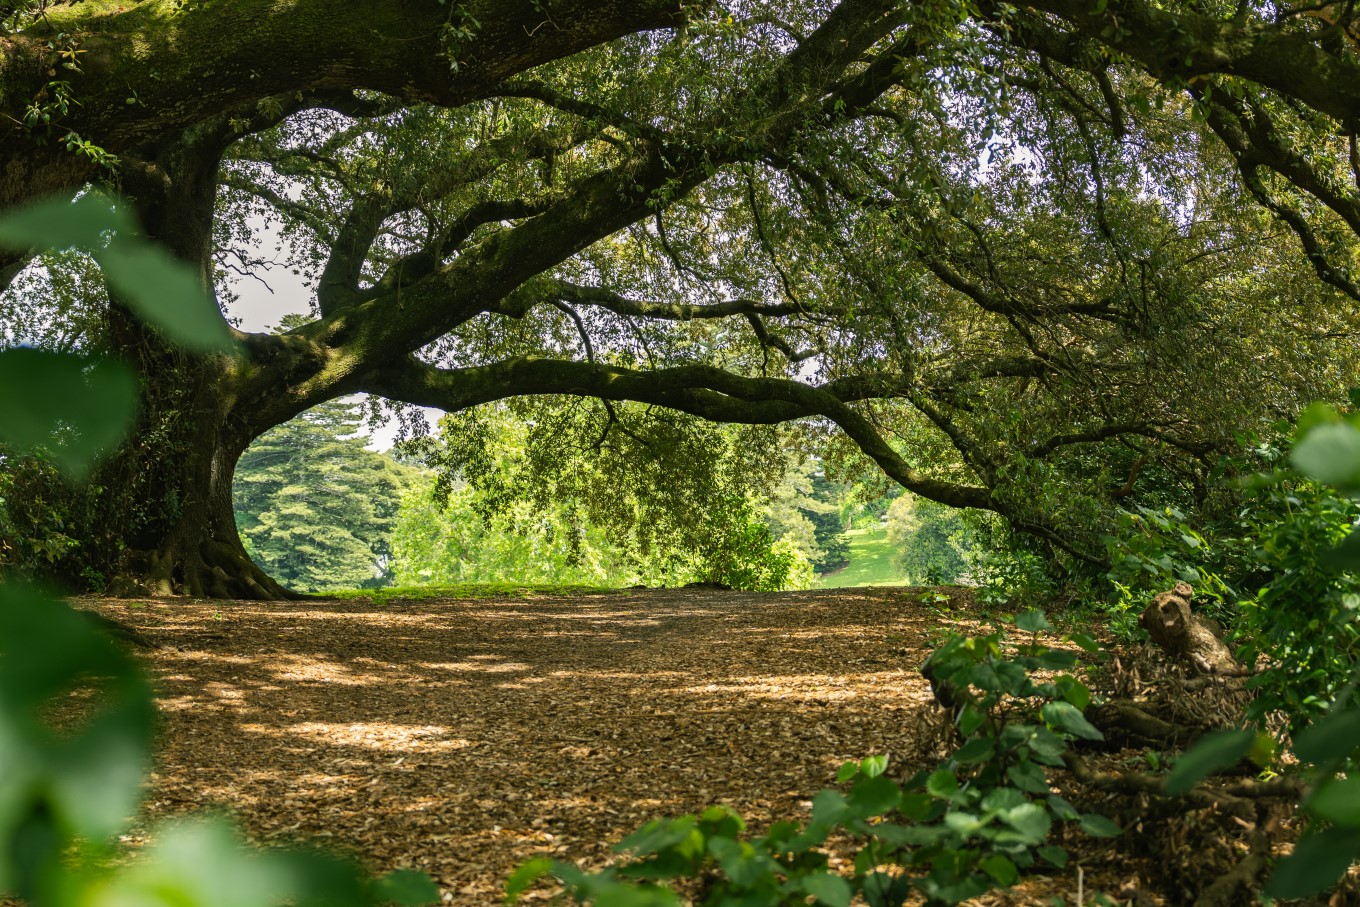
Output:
[{"xmin": 82, "ymin": 587, "xmax": 1029, "ymax": 904}]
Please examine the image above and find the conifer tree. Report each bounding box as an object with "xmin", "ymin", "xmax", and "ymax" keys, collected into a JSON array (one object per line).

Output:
[{"xmin": 233, "ymin": 400, "xmax": 410, "ymax": 592}]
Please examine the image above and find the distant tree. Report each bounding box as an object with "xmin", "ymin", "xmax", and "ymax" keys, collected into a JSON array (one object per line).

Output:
[
  {"xmin": 390, "ymin": 473, "xmax": 635, "ymax": 587},
  {"xmin": 806, "ymin": 473, "xmax": 851, "ymax": 573},
  {"xmin": 233, "ymin": 400, "xmax": 411, "ymax": 592},
  {"xmin": 887, "ymin": 494, "xmax": 971, "ymax": 585},
  {"xmin": 765, "ymin": 460, "xmax": 851, "ymax": 574}
]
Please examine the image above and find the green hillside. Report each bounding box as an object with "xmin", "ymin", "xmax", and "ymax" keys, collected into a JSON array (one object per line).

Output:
[{"xmin": 816, "ymin": 526, "xmax": 912, "ymax": 588}]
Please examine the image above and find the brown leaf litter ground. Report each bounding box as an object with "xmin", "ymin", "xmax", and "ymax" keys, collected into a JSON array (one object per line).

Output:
[{"xmin": 75, "ymin": 586, "xmax": 1141, "ymax": 906}]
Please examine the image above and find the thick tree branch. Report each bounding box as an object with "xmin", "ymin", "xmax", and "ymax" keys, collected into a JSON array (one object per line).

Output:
[
  {"xmin": 365, "ymin": 356, "xmax": 995, "ymax": 512},
  {"xmin": 1014, "ymin": 0, "xmax": 1360, "ymax": 123}
]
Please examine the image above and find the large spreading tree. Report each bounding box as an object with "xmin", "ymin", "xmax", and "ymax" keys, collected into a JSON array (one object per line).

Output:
[{"xmin": 2, "ymin": 0, "xmax": 1360, "ymax": 597}]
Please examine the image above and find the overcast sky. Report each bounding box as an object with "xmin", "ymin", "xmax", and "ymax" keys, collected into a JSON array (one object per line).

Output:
[{"xmin": 225, "ymin": 227, "xmax": 437, "ymax": 450}]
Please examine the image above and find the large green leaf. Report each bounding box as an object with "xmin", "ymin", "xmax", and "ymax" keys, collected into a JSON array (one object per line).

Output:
[
  {"xmin": 1266, "ymin": 826, "xmax": 1360, "ymax": 899},
  {"xmin": 1036, "ymin": 845, "xmax": 1068, "ymax": 868},
  {"xmin": 0, "ymin": 191, "xmax": 232, "ymax": 352},
  {"xmin": 801, "ymin": 871, "xmax": 852, "ymax": 907},
  {"xmin": 372, "ymin": 869, "xmax": 440, "ymax": 906},
  {"xmin": 505, "ymin": 859, "xmax": 553, "ymax": 904},
  {"xmin": 979, "ymin": 854, "xmax": 1018, "ymax": 887},
  {"xmin": 0, "ymin": 583, "xmax": 154, "ymax": 892},
  {"xmin": 926, "ymin": 769, "xmax": 960, "ymax": 799},
  {"xmin": 1014, "ymin": 610, "xmax": 1055, "ymax": 633},
  {"xmin": 995, "ymin": 803, "xmax": 1051, "ymax": 845},
  {"xmin": 0, "ymin": 348, "xmax": 138, "ymax": 477},
  {"xmin": 847, "ymin": 773, "xmax": 901, "ymax": 817},
  {"xmin": 1292, "ymin": 422, "xmax": 1360, "ymax": 487},
  {"xmin": 96, "ymin": 819, "xmax": 302, "ymax": 907},
  {"xmin": 1164, "ymin": 728, "xmax": 1256, "ymax": 795},
  {"xmin": 1307, "ymin": 777, "xmax": 1360, "ymax": 828},
  {"xmin": 97, "ymin": 241, "xmax": 233, "ymax": 351},
  {"xmin": 0, "ymin": 191, "xmax": 131, "ymax": 251},
  {"xmin": 1040, "ymin": 701, "xmax": 1103, "ymax": 741},
  {"xmin": 1005, "ymin": 760, "xmax": 1049, "ymax": 794},
  {"xmin": 1322, "ymin": 526, "xmax": 1360, "ymax": 572},
  {"xmin": 1294, "ymin": 707, "xmax": 1360, "ymax": 765},
  {"xmin": 1078, "ymin": 814, "xmax": 1120, "ymax": 838},
  {"xmin": 616, "ymin": 818, "xmax": 698, "ymax": 857}
]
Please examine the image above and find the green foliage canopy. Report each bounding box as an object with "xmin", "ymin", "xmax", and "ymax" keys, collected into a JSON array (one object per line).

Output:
[{"xmin": 1, "ymin": 0, "xmax": 1360, "ymax": 596}]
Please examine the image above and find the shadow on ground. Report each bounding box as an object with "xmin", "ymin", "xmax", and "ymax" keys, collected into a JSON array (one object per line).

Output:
[{"xmin": 90, "ymin": 587, "xmax": 976, "ymax": 902}]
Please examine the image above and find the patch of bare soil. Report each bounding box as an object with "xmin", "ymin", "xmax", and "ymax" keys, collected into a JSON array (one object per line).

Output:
[{"xmin": 81, "ymin": 587, "xmax": 1130, "ymax": 905}]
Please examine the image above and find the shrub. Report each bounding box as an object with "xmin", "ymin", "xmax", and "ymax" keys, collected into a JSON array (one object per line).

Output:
[
  {"xmin": 1236, "ymin": 447, "xmax": 1360, "ymax": 734},
  {"xmin": 963, "ymin": 513, "xmax": 1064, "ymax": 611},
  {"xmin": 698, "ymin": 504, "xmax": 816, "ymax": 591}
]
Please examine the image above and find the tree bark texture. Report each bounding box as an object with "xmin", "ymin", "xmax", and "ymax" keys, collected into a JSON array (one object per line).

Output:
[{"xmin": 1139, "ymin": 583, "xmax": 1247, "ymax": 678}]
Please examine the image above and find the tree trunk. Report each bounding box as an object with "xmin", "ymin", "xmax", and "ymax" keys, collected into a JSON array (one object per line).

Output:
[
  {"xmin": 1139, "ymin": 582, "xmax": 1247, "ymax": 677},
  {"xmin": 65, "ymin": 115, "xmax": 316, "ymax": 599},
  {"xmin": 72, "ymin": 343, "xmax": 298, "ymax": 599},
  {"xmin": 135, "ymin": 423, "xmax": 296, "ymax": 601}
]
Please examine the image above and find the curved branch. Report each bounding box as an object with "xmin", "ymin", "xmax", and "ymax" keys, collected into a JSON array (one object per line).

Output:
[
  {"xmin": 357, "ymin": 199, "xmax": 553, "ymax": 308},
  {"xmin": 1014, "ymin": 0, "xmax": 1360, "ymax": 124},
  {"xmin": 1027, "ymin": 423, "xmax": 1215, "ymax": 460},
  {"xmin": 495, "ymin": 78, "xmax": 672, "ymax": 147},
  {"xmin": 365, "ymin": 355, "xmax": 995, "ymax": 511},
  {"xmin": 528, "ymin": 279, "xmax": 809, "ymax": 321}
]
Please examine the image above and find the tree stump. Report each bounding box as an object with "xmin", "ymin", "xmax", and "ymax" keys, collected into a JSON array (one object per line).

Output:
[{"xmin": 1139, "ymin": 582, "xmax": 1245, "ymax": 677}]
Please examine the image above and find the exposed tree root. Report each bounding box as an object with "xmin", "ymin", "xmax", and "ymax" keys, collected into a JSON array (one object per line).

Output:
[
  {"xmin": 1063, "ymin": 752, "xmax": 1302, "ymax": 812},
  {"xmin": 1087, "ymin": 699, "xmax": 1202, "ymax": 748},
  {"xmin": 1060, "ymin": 587, "xmax": 1307, "ymax": 905},
  {"xmin": 1062, "ymin": 750, "xmax": 1301, "ymax": 904},
  {"xmin": 113, "ymin": 538, "xmax": 298, "ymax": 600}
]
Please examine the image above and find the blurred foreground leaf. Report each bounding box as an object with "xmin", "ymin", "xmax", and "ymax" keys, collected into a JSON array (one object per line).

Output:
[
  {"xmin": 1164, "ymin": 728, "xmax": 1256, "ymax": 795},
  {"xmin": 0, "ymin": 583, "xmax": 155, "ymax": 896},
  {"xmin": 0, "ymin": 192, "xmax": 130, "ymax": 251},
  {"xmin": 97, "ymin": 241, "xmax": 232, "ymax": 352},
  {"xmin": 0, "ymin": 348, "xmax": 138, "ymax": 477}
]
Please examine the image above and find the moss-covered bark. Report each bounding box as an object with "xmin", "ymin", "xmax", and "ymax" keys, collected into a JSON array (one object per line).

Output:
[{"xmin": 0, "ymin": 1, "xmax": 690, "ymax": 211}]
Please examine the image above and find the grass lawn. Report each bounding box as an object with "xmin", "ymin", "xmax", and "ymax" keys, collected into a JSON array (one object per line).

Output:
[
  {"xmin": 816, "ymin": 526, "xmax": 912, "ymax": 588},
  {"xmin": 321, "ymin": 582, "xmax": 619, "ymax": 603}
]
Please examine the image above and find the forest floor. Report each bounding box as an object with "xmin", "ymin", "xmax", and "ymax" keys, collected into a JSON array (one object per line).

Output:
[{"xmin": 80, "ymin": 587, "xmax": 1154, "ymax": 906}]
